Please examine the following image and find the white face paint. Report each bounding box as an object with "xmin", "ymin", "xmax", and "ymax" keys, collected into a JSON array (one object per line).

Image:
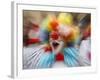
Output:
[{"xmin": 49, "ymin": 32, "xmax": 64, "ymax": 55}]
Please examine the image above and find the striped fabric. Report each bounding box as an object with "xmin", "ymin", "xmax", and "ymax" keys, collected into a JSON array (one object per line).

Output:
[{"xmin": 63, "ymin": 47, "xmax": 80, "ymax": 67}]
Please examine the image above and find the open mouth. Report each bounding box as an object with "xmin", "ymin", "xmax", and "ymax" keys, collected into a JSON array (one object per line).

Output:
[{"xmin": 52, "ymin": 41, "xmax": 59, "ymax": 49}]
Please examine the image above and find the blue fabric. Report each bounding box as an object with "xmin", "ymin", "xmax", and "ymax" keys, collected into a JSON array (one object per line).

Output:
[
  {"xmin": 63, "ymin": 47, "xmax": 80, "ymax": 67},
  {"xmin": 37, "ymin": 52, "xmax": 55, "ymax": 68}
]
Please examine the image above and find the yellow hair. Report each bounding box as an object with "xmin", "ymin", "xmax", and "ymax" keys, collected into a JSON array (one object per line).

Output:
[{"xmin": 57, "ymin": 13, "xmax": 73, "ymax": 25}]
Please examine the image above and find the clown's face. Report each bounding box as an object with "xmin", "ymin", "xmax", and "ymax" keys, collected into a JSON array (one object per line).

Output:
[
  {"xmin": 49, "ymin": 31, "xmax": 64, "ymax": 55},
  {"xmin": 49, "ymin": 25, "xmax": 74, "ymax": 55}
]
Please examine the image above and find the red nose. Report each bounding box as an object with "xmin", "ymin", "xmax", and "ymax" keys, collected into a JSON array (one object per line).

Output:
[{"xmin": 50, "ymin": 31, "xmax": 59, "ymax": 40}]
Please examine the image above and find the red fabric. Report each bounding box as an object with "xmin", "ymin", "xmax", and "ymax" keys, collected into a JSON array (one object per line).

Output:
[
  {"xmin": 45, "ymin": 47, "xmax": 52, "ymax": 52},
  {"xmin": 27, "ymin": 38, "xmax": 40, "ymax": 44},
  {"xmin": 55, "ymin": 53, "xmax": 64, "ymax": 61}
]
